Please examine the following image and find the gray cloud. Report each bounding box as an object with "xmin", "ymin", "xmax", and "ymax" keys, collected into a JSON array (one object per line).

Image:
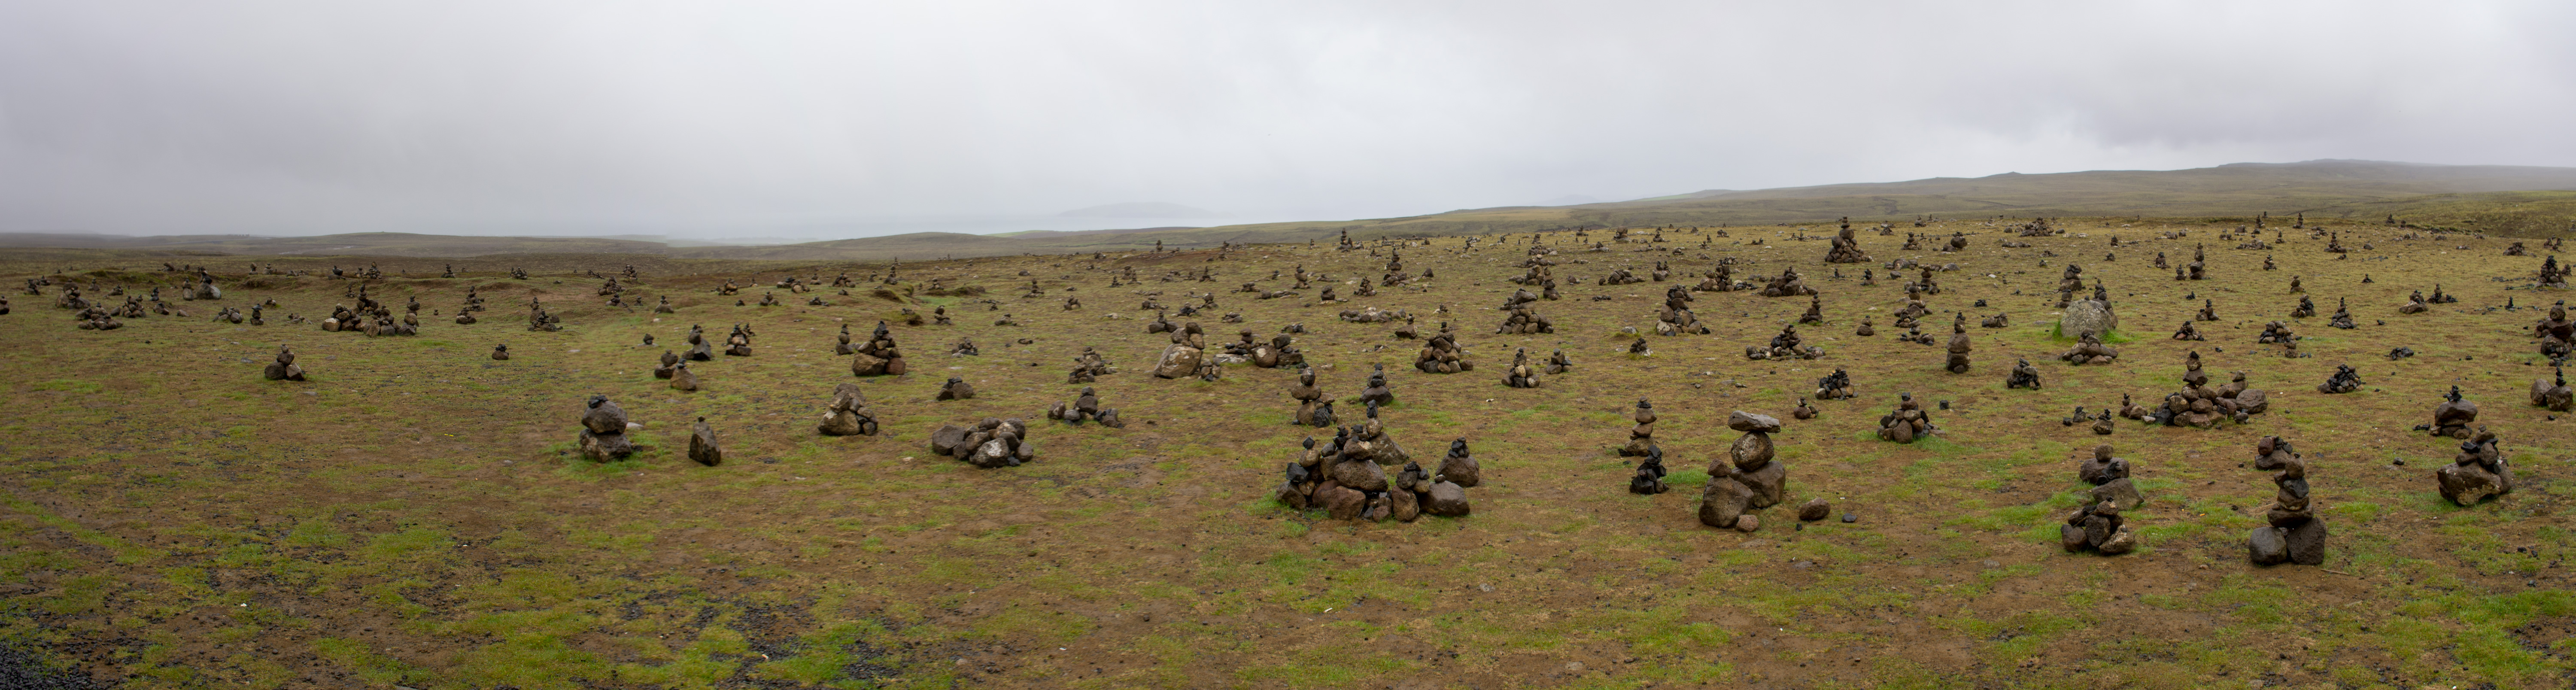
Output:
[{"xmin": 3, "ymin": 0, "xmax": 2570, "ymax": 238}]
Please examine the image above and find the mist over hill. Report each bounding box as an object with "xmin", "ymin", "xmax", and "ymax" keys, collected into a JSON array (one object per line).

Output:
[{"xmin": 7, "ymin": 160, "xmax": 2571, "ymax": 262}]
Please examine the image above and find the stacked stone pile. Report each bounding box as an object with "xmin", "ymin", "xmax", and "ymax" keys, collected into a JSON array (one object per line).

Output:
[
  {"xmin": 577, "ymin": 395, "xmax": 635, "ymax": 461},
  {"xmin": 1697, "ymin": 411, "xmax": 1787, "ymax": 532}
]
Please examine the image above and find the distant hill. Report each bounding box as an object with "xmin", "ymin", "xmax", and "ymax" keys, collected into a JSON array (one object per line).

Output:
[{"xmin": 6, "ymin": 160, "xmax": 2569, "ymax": 262}]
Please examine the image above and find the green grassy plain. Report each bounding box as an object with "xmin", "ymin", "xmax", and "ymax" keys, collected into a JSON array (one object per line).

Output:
[{"xmin": 0, "ymin": 215, "xmax": 2571, "ymax": 688}]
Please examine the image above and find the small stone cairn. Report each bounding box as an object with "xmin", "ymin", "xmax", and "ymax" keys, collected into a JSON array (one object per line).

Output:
[
  {"xmin": 262, "ymin": 345, "xmax": 307, "ymax": 381},
  {"xmin": 1876, "ymin": 393, "xmax": 1934, "ymax": 443},
  {"xmin": 817, "ymin": 383, "xmax": 880, "ymax": 436},
  {"xmin": 1746, "ymin": 324, "xmax": 1823, "ymax": 360},
  {"xmin": 2427, "ymin": 385, "xmax": 2477, "ymax": 438},
  {"xmin": 1619, "ymin": 399, "xmax": 1658, "ymax": 457},
  {"xmin": 2438, "ymin": 427, "xmax": 2514, "ymax": 505},
  {"xmin": 1823, "ymin": 219, "xmax": 1870, "ymax": 263},
  {"xmin": 1944, "ymin": 314, "xmax": 1973, "ymax": 373},
  {"xmin": 1657, "ymin": 285, "xmax": 1708, "ymax": 334},
  {"xmin": 2006, "ymin": 358, "xmax": 2043, "ymax": 389},
  {"xmin": 1047, "ymin": 386, "xmax": 1126, "ymax": 427},
  {"xmin": 1813, "ymin": 368, "xmax": 1854, "ymax": 400},
  {"xmin": 1697, "ymin": 411, "xmax": 1787, "ymax": 532},
  {"xmin": 931, "ymin": 418, "xmax": 1033, "ymax": 468},
  {"xmin": 850, "ymin": 321, "xmax": 908, "ymax": 376},
  {"xmin": 2532, "ymin": 366, "xmax": 2573, "ymax": 411},
  {"xmin": 2316, "ymin": 364, "xmax": 2363, "ymax": 394},
  {"xmin": 577, "ymin": 395, "xmax": 636, "ymax": 461},
  {"xmin": 2059, "ymin": 331, "xmax": 2117, "ymax": 365},
  {"xmin": 2247, "ymin": 444, "xmax": 2327, "ymax": 567},
  {"xmin": 1414, "ymin": 328, "xmax": 1471, "ymax": 373}
]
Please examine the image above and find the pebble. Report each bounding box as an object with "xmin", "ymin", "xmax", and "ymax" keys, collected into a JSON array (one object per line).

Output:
[{"xmin": 1841, "ymin": 512, "xmax": 1857, "ymax": 523}]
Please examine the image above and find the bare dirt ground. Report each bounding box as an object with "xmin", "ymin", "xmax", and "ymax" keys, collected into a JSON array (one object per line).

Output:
[{"xmin": 0, "ymin": 219, "xmax": 2570, "ymax": 689}]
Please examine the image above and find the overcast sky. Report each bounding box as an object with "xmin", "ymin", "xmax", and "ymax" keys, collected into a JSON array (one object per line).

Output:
[{"xmin": 3, "ymin": 0, "xmax": 2571, "ymax": 239}]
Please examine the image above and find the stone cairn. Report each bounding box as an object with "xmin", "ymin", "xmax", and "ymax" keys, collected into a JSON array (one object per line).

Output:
[
  {"xmin": 1066, "ymin": 347, "xmax": 1115, "ymax": 383},
  {"xmin": 653, "ymin": 350, "xmax": 680, "ymax": 378},
  {"xmin": 491, "ymin": 343, "xmax": 510, "ymax": 360},
  {"xmin": 1152, "ymin": 322, "xmax": 1207, "ymax": 379},
  {"xmin": 2532, "ymin": 366, "xmax": 2573, "ymax": 412},
  {"xmin": 937, "ymin": 376, "xmax": 975, "ymax": 400},
  {"xmin": 817, "ymin": 383, "xmax": 879, "ymax": 436},
  {"xmin": 1244, "ymin": 333, "xmax": 1306, "ymax": 369},
  {"xmin": 1047, "ymin": 386, "xmax": 1126, "ymax": 427},
  {"xmin": 2317, "ymin": 364, "xmax": 2363, "ymax": 394},
  {"xmin": 1813, "ymin": 368, "xmax": 1854, "ymax": 400},
  {"xmin": 1273, "ymin": 424, "xmax": 1469, "ymax": 522},
  {"xmin": 2326, "ymin": 298, "xmax": 2357, "ymax": 330},
  {"xmin": 2289, "ymin": 294, "xmax": 2316, "ymax": 318},
  {"xmin": 682, "ymin": 325, "xmax": 714, "ymax": 361},
  {"xmin": 1876, "ymin": 393, "xmax": 1934, "ymax": 443},
  {"xmin": 1944, "ymin": 314, "xmax": 1973, "ymax": 373},
  {"xmin": 688, "ymin": 417, "xmax": 723, "ymax": 466},
  {"xmin": 1544, "ymin": 349, "xmax": 1573, "ymax": 374},
  {"xmin": 2247, "ymin": 440, "xmax": 2327, "ymax": 567},
  {"xmin": 2060, "ymin": 444, "xmax": 2139, "ymax": 555},
  {"xmin": 950, "ymin": 338, "xmax": 979, "ymax": 356},
  {"xmin": 1630, "ymin": 446, "xmax": 1670, "ymax": 494},
  {"xmin": 723, "ymin": 324, "xmax": 753, "ymax": 356},
  {"xmin": 1502, "ymin": 348, "xmax": 1543, "ymax": 388},
  {"xmin": 1746, "ymin": 324, "xmax": 1823, "ymax": 360},
  {"xmin": 1619, "ymin": 399, "xmax": 1659, "ymax": 457},
  {"xmin": 1791, "ymin": 398, "xmax": 1818, "ymax": 419},
  {"xmin": 1657, "ymin": 285, "xmax": 1708, "ymax": 335},
  {"xmin": 1978, "ymin": 311, "xmax": 2008, "ymax": 328},
  {"xmin": 1497, "ymin": 304, "xmax": 1555, "ymax": 334},
  {"xmin": 2426, "ymin": 386, "xmax": 2478, "ymax": 438},
  {"xmin": 1697, "ymin": 412, "xmax": 1788, "ymax": 532},
  {"xmin": 1290, "ymin": 368, "xmax": 1334, "ymax": 426},
  {"xmin": 1414, "ymin": 328, "xmax": 1471, "ymax": 373},
  {"xmin": 262, "ymin": 345, "xmax": 307, "ymax": 381},
  {"xmin": 1853, "ymin": 316, "xmax": 1875, "ymax": 337},
  {"xmin": 2438, "ymin": 427, "xmax": 2514, "ymax": 506},
  {"xmin": 1358, "ymin": 364, "xmax": 1395, "ymax": 405},
  {"xmin": 2171, "ymin": 320, "xmax": 2204, "ymax": 340},
  {"xmin": 850, "ymin": 321, "xmax": 908, "ymax": 376},
  {"xmin": 2399, "ymin": 290, "xmax": 2430, "ymax": 315},
  {"xmin": 1439, "ymin": 438, "xmax": 1480, "ymax": 488},
  {"xmin": 2147, "ymin": 351, "xmax": 2269, "ymax": 427},
  {"xmin": 2005, "ymin": 358, "xmax": 2043, "ymax": 389},
  {"xmin": 577, "ymin": 395, "xmax": 635, "ymax": 461},
  {"xmin": 668, "ymin": 360, "xmax": 700, "ymax": 391},
  {"xmin": 931, "ymin": 418, "xmax": 1033, "ymax": 468},
  {"xmin": 1757, "ymin": 267, "xmax": 1816, "ymax": 297},
  {"xmin": 835, "ymin": 324, "xmax": 856, "ymax": 354},
  {"xmin": 2533, "ymin": 302, "xmax": 2571, "ymax": 360},
  {"xmin": 2058, "ymin": 331, "xmax": 2118, "ymax": 365},
  {"xmin": 1823, "ymin": 219, "xmax": 1870, "ymax": 263}
]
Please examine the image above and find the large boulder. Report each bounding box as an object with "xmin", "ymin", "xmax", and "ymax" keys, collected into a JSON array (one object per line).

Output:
[
  {"xmin": 2247, "ymin": 526, "xmax": 2289, "ymax": 565},
  {"xmin": 928, "ymin": 424, "xmax": 969, "ymax": 455},
  {"xmin": 2089, "ymin": 478, "xmax": 2143, "ymax": 512},
  {"xmin": 688, "ymin": 417, "xmax": 723, "ymax": 466},
  {"xmin": 1315, "ymin": 482, "xmax": 1367, "ymax": 520},
  {"xmin": 2438, "ymin": 463, "xmax": 2504, "ymax": 505},
  {"xmin": 2283, "ymin": 518, "xmax": 2329, "ymax": 565},
  {"xmin": 1152, "ymin": 344, "xmax": 1204, "ymax": 379},
  {"xmin": 1329, "ymin": 458, "xmax": 1390, "ymax": 492},
  {"xmin": 1422, "ymin": 481, "xmax": 1472, "ymax": 517},
  {"xmin": 1697, "ymin": 476, "xmax": 1751, "ymax": 528},
  {"xmin": 2059, "ymin": 300, "xmax": 2118, "ymax": 339},
  {"xmin": 1738, "ymin": 462, "xmax": 1786, "ymax": 508},
  {"xmin": 1727, "ymin": 411, "xmax": 1783, "ymax": 433}
]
